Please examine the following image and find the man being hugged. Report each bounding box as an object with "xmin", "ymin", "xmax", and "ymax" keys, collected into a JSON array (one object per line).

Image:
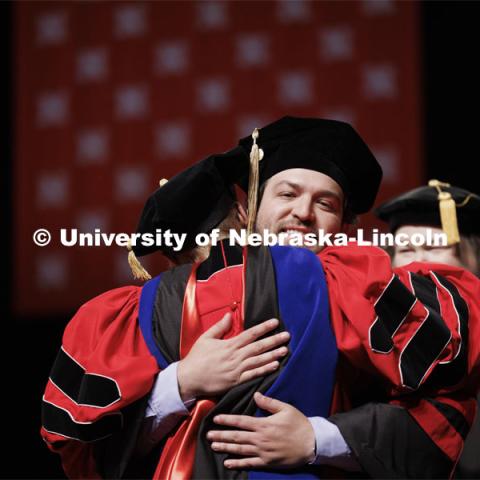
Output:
[{"xmin": 41, "ymin": 117, "xmax": 480, "ymax": 479}]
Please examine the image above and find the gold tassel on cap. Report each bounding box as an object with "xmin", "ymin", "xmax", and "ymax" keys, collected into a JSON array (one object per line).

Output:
[
  {"xmin": 428, "ymin": 179, "xmax": 460, "ymax": 245},
  {"xmin": 127, "ymin": 240, "xmax": 152, "ymax": 281},
  {"xmin": 126, "ymin": 178, "xmax": 167, "ymax": 281},
  {"xmin": 246, "ymin": 128, "xmax": 264, "ymax": 235}
]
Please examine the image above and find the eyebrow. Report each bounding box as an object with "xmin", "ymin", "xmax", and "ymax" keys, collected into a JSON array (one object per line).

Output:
[{"xmin": 274, "ymin": 181, "xmax": 343, "ymax": 203}]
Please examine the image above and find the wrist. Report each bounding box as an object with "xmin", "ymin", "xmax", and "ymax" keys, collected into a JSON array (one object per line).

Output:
[{"xmin": 177, "ymin": 360, "xmax": 198, "ymax": 401}]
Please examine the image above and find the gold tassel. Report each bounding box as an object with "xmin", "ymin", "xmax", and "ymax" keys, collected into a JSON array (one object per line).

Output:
[
  {"xmin": 437, "ymin": 191, "xmax": 460, "ymax": 245},
  {"xmin": 428, "ymin": 179, "xmax": 460, "ymax": 245},
  {"xmin": 246, "ymin": 128, "xmax": 263, "ymax": 235},
  {"xmin": 127, "ymin": 241, "xmax": 152, "ymax": 281},
  {"xmin": 126, "ymin": 178, "xmax": 167, "ymax": 281}
]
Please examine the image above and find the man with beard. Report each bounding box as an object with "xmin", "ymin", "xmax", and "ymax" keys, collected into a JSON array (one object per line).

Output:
[{"xmin": 41, "ymin": 117, "xmax": 480, "ymax": 479}]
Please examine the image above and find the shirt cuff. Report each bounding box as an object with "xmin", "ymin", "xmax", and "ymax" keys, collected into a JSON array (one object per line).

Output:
[
  {"xmin": 308, "ymin": 417, "xmax": 360, "ymax": 471},
  {"xmin": 145, "ymin": 362, "xmax": 193, "ymax": 422}
]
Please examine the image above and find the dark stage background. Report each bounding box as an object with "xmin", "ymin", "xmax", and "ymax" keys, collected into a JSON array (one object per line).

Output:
[{"xmin": 3, "ymin": 1, "xmax": 480, "ymax": 478}]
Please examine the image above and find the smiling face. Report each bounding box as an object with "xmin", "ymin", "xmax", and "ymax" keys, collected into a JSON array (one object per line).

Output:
[{"xmin": 255, "ymin": 168, "xmax": 345, "ymax": 252}]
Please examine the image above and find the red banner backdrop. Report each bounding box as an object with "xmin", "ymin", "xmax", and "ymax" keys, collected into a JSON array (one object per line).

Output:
[{"xmin": 14, "ymin": 1, "xmax": 422, "ymax": 316}]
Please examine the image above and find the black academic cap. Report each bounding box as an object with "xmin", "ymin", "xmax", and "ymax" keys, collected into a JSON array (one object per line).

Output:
[
  {"xmin": 375, "ymin": 182, "xmax": 480, "ymax": 236},
  {"xmin": 238, "ymin": 116, "xmax": 382, "ymax": 214},
  {"xmin": 132, "ymin": 146, "xmax": 248, "ymax": 258},
  {"xmin": 131, "ymin": 116, "xmax": 381, "ymax": 266}
]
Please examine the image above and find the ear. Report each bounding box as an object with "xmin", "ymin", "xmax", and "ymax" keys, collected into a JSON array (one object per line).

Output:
[{"xmin": 235, "ymin": 202, "xmax": 248, "ymax": 227}]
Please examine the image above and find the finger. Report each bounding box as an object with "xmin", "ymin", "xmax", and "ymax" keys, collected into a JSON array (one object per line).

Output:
[
  {"xmin": 253, "ymin": 391, "xmax": 286, "ymax": 414},
  {"xmin": 238, "ymin": 331, "xmax": 290, "ymax": 360},
  {"xmin": 211, "ymin": 442, "xmax": 258, "ymax": 457},
  {"xmin": 241, "ymin": 346, "xmax": 288, "ymax": 371},
  {"xmin": 224, "ymin": 457, "xmax": 265, "ymax": 469},
  {"xmin": 238, "ymin": 361, "xmax": 279, "ymax": 383},
  {"xmin": 201, "ymin": 313, "xmax": 232, "ymax": 339},
  {"xmin": 213, "ymin": 414, "xmax": 262, "ymax": 431},
  {"xmin": 207, "ymin": 430, "xmax": 255, "ymax": 444},
  {"xmin": 231, "ymin": 319, "xmax": 280, "ymax": 348}
]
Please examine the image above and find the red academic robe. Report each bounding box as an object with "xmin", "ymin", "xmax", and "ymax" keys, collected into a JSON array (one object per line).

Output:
[{"xmin": 41, "ymin": 244, "xmax": 480, "ymax": 479}]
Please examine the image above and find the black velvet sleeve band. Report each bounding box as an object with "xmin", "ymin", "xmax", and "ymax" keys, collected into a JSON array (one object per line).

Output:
[{"xmin": 329, "ymin": 403, "xmax": 453, "ymax": 479}]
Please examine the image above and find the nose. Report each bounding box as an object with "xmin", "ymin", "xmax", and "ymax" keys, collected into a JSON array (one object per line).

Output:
[{"xmin": 291, "ymin": 196, "xmax": 315, "ymax": 223}]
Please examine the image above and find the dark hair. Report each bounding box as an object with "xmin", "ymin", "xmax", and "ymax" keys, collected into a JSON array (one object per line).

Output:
[
  {"xmin": 258, "ymin": 181, "xmax": 268, "ymax": 205},
  {"xmin": 342, "ymin": 202, "xmax": 358, "ymax": 225}
]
